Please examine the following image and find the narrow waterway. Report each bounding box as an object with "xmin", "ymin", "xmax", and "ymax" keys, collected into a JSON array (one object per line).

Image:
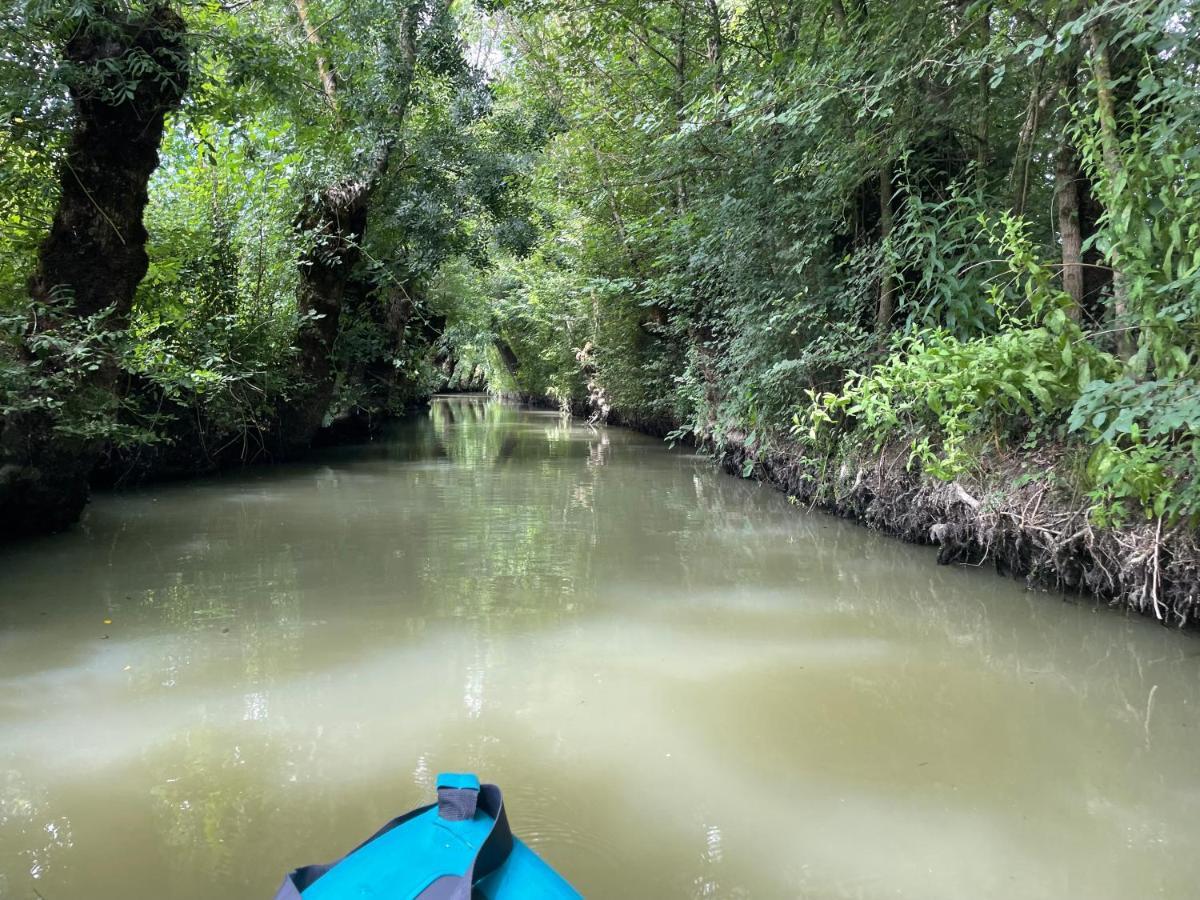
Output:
[{"xmin": 1, "ymin": 396, "xmax": 1198, "ymax": 899}]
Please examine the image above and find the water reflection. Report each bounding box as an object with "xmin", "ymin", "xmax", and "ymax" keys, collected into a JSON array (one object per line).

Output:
[
  {"xmin": 0, "ymin": 769, "xmax": 74, "ymax": 890},
  {"xmin": 1, "ymin": 396, "xmax": 1199, "ymax": 899}
]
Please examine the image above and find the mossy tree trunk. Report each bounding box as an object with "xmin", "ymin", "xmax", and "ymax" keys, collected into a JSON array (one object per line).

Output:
[
  {"xmin": 276, "ymin": 180, "xmax": 372, "ymax": 451},
  {"xmin": 1056, "ymin": 140, "xmax": 1086, "ymax": 317},
  {"xmin": 277, "ymin": 0, "xmax": 430, "ymax": 452},
  {"xmin": 0, "ymin": 3, "xmax": 188, "ymax": 538}
]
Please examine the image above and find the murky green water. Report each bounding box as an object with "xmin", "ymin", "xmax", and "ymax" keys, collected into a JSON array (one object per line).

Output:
[{"xmin": 2, "ymin": 396, "xmax": 1199, "ymax": 899}]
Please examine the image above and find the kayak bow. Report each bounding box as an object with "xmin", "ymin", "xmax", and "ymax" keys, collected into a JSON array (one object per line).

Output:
[{"xmin": 274, "ymin": 773, "xmax": 582, "ymax": 899}]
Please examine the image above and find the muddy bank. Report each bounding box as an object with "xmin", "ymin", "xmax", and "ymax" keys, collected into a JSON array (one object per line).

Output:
[{"xmin": 715, "ymin": 433, "xmax": 1200, "ymax": 627}]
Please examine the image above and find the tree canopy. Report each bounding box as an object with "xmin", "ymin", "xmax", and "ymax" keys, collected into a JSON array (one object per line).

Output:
[{"xmin": 2, "ymin": 0, "xmax": 1199, "ymax": 534}]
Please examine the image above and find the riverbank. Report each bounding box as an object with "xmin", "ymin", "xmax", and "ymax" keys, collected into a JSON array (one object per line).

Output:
[
  {"xmin": 527, "ymin": 389, "xmax": 1199, "ymax": 627},
  {"xmin": 719, "ymin": 433, "xmax": 1200, "ymax": 627}
]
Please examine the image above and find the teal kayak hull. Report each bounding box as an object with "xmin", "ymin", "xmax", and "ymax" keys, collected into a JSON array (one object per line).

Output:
[{"xmin": 274, "ymin": 773, "xmax": 582, "ymax": 900}]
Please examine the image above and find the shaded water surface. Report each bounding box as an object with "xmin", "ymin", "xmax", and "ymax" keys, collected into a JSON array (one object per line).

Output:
[{"xmin": 2, "ymin": 397, "xmax": 1199, "ymax": 899}]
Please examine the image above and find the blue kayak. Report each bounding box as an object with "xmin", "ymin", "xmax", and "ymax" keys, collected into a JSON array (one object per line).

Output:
[{"xmin": 274, "ymin": 773, "xmax": 582, "ymax": 899}]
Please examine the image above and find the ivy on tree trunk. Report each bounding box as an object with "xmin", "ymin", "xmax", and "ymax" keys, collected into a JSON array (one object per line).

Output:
[{"xmin": 0, "ymin": 2, "xmax": 188, "ymax": 538}]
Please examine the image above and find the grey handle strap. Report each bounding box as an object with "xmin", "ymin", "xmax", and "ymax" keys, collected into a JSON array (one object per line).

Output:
[{"xmin": 417, "ymin": 783, "xmax": 513, "ymax": 900}]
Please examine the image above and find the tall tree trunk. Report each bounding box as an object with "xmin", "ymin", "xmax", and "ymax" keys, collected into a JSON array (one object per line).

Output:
[
  {"xmin": 1078, "ymin": 169, "xmax": 1110, "ymax": 325},
  {"xmin": 1009, "ymin": 77, "xmax": 1051, "ymax": 218},
  {"xmin": 976, "ymin": 2, "xmax": 992, "ymax": 177},
  {"xmin": 672, "ymin": 0, "xmax": 690, "ymax": 214},
  {"xmin": 493, "ymin": 338, "xmax": 521, "ymax": 376},
  {"xmin": 278, "ymin": 1, "xmax": 427, "ymax": 451},
  {"xmin": 1088, "ymin": 19, "xmax": 1134, "ymax": 362},
  {"xmin": 347, "ymin": 282, "xmax": 444, "ymax": 415},
  {"xmin": 1055, "ymin": 141, "xmax": 1085, "ymax": 317},
  {"xmin": 1053, "ymin": 50, "xmax": 1086, "ymax": 320},
  {"xmin": 833, "ymin": 0, "xmax": 867, "ymax": 27},
  {"xmin": 876, "ymin": 165, "xmax": 896, "ymax": 335},
  {"xmin": 293, "ymin": 0, "xmax": 338, "ymax": 109},
  {"xmin": 278, "ymin": 181, "xmax": 372, "ymax": 450},
  {"xmin": 830, "ymin": 0, "xmax": 848, "ymax": 30},
  {"xmin": 705, "ymin": 0, "xmax": 725, "ymax": 106},
  {"xmin": 0, "ymin": 4, "xmax": 188, "ymax": 538}
]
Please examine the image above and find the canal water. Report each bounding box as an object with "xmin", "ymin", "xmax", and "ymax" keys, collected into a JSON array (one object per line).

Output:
[{"xmin": 1, "ymin": 396, "xmax": 1198, "ymax": 899}]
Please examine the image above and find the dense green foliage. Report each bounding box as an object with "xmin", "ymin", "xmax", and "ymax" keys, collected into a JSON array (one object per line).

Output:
[
  {"xmin": 454, "ymin": 0, "xmax": 1200, "ymax": 526},
  {"xmin": 2, "ymin": 0, "xmax": 534, "ymax": 481},
  {"xmin": 1, "ymin": 0, "xmax": 1198, "ymax": 529}
]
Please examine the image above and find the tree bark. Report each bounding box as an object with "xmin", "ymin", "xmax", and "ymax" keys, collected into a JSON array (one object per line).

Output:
[
  {"xmin": 1009, "ymin": 79, "xmax": 1048, "ymax": 218},
  {"xmin": 705, "ymin": 0, "xmax": 725, "ymax": 105},
  {"xmin": 1055, "ymin": 141, "xmax": 1085, "ymax": 317},
  {"xmin": 876, "ymin": 165, "xmax": 896, "ymax": 335},
  {"xmin": 1078, "ymin": 167, "xmax": 1110, "ymax": 324},
  {"xmin": 277, "ymin": 180, "xmax": 372, "ymax": 451},
  {"xmin": 278, "ymin": 1, "xmax": 429, "ymax": 451},
  {"xmin": 29, "ymin": 8, "xmax": 187, "ymax": 321},
  {"xmin": 350, "ymin": 283, "xmax": 444, "ymax": 413},
  {"xmin": 976, "ymin": 2, "xmax": 991, "ymax": 176},
  {"xmin": 830, "ymin": 0, "xmax": 848, "ymax": 30},
  {"xmin": 494, "ymin": 338, "xmax": 521, "ymax": 376},
  {"xmin": 0, "ymin": 4, "xmax": 188, "ymax": 538},
  {"xmin": 1088, "ymin": 20, "xmax": 1134, "ymax": 362},
  {"xmin": 293, "ymin": 0, "xmax": 338, "ymax": 109},
  {"xmin": 672, "ymin": 0, "xmax": 690, "ymax": 214},
  {"xmin": 1052, "ymin": 48, "xmax": 1086, "ymax": 320}
]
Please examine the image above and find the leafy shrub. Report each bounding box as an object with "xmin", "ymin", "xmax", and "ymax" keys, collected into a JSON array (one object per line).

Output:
[
  {"xmin": 803, "ymin": 216, "xmax": 1116, "ymax": 479},
  {"xmin": 889, "ymin": 176, "xmax": 1002, "ymax": 339},
  {"xmin": 804, "ymin": 323, "xmax": 1110, "ymax": 479},
  {"xmin": 0, "ymin": 300, "xmax": 148, "ymax": 444},
  {"xmin": 1069, "ymin": 377, "xmax": 1200, "ymax": 524}
]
